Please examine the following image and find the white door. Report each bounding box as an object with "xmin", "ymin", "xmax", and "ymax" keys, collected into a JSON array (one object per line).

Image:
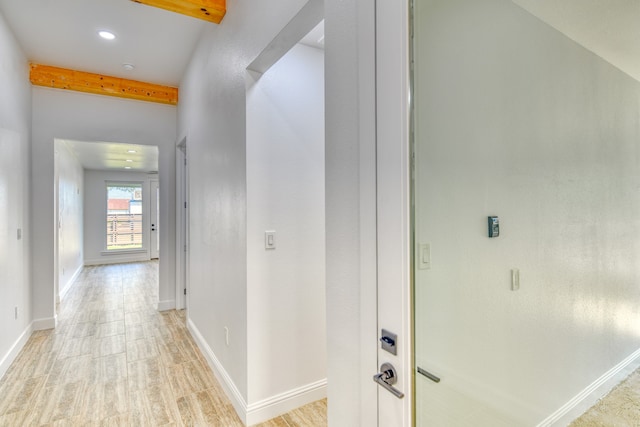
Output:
[
  {"xmin": 375, "ymin": 1, "xmax": 413, "ymax": 426},
  {"xmin": 150, "ymin": 180, "xmax": 159, "ymax": 259}
]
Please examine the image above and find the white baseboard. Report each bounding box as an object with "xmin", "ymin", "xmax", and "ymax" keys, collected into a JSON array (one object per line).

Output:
[
  {"xmin": 187, "ymin": 318, "xmax": 249, "ymax": 424},
  {"xmin": 187, "ymin": 318, "xmax": 326, "ymax": 426},
  {"xmin": 537, "ymin": 347, "xmax": 640, "ymax": 427},
  {"xmin": 32, "ymin": 316, "xmax": 56, "ymax": 331},
  {"xmin": 246, "ymin": 378, "xmax": 326, "ymax": 425},
  {"xmin": 157, "ymin": 299, "xmax": 175, "ymax": 311},
  {"xmin": 0, "ymin": 322, "xmax": 33, "ymax": 380},
  {"xmin": 60, "ymin": 265, "xmax": 83, "ymax": 301},
  {"xmin": 84, "ymin": 253, "xmax": 149, "ymax": 266}
]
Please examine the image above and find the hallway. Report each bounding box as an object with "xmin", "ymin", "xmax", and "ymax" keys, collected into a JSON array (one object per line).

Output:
[{"xmin": 0, "ymin": 262, "xmax": 326, "ymax": 426}]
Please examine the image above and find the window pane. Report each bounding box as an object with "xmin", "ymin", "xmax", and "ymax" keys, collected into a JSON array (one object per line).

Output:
[{"xmin": 106, "ymin": 184, "xmax": 143, "ymax": 250}]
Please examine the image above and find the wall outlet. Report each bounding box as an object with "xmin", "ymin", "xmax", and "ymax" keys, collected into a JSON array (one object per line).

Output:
[{"xmin": 224, "ymin": 327, "xmax": 229, "ymax": 346}]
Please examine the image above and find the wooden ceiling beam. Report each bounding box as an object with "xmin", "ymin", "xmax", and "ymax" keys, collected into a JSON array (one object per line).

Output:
[
  {"xmin": 30, "ymin": 64, "xmax": 178, "ymax": 106},
  {"xmin": 131, "ymin": 0, "xmax": 225, "ymax": 24}
]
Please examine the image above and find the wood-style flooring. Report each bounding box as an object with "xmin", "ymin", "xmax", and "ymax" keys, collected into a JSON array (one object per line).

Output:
[
  {"xmin": 570, "ymin": 367, "xmax": 640, "ymax": 427},
  {"xmin": 0, "ymin": 261, "xmax": 327, "ymax": 426}
]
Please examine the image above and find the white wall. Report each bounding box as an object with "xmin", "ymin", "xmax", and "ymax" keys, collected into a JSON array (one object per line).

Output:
[
  {"xmin": 0, "ymin": 10, "xmax": 32, "ymax": 378},
  {"xmin": 179, "ymin": 0, "xmax": 328, "ymax": 423},
  {"xmin": 32, "ymin": 87, "xmax": 177, "ymax": 325},
  {"xmin": 246, "ymin": 43, "xmax": 326, "ymax": 405},
  {"xmin": 83, "ymin": 170, "xmax": 152, "ymax": 265},
  {"xmin": 55, "ymin": 140, "xmax": 83, "ymax": 300},
  {"xmin": 413, "ymin": 0, "xmax": 640, "ymax": 424}
]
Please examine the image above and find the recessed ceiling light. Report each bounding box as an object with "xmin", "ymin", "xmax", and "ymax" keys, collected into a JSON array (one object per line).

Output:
[
  {"xmin": 98, "ymin": 30, "xmax": 116, "ymax": 40},
  {"xmin": 124, "ymin": 166, "xmax": 132, "ymax": 169},
  {"xmin": 125, "ymin": 159, "xmax": 133, "ymax": 162},
  {"xmin": 122, "ymin": 63, "xmax": 135, "ymax": 71},
  {"xmin": 127, "ymin": 150, "xmax": 137, "ymax": 153}
]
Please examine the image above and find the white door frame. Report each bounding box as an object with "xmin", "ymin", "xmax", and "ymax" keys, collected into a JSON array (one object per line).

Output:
[
  {"xmin": 376, "ymin": 0, "xmax": 413, "ymax": 425},
  {"xmin": 175, "ymin": 138, "xmax": 188, "ymax": 310},
  {"xmin": 150, "ymin": 179, "xmax": 159, "ymax": 259}
]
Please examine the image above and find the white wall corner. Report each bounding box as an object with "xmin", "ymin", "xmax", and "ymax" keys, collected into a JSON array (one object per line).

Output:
[
  {"xmin": 156, "ymin": 299, "xmax": 176, "ymax": 311},
  {"xmin": 187, "ymin": 318, "xmax": 326, "ymax": 426},
  {"xmin": 537, "ymin": 347, "xmax": 640, "ymax": 426},
  {"xmin": 187, "ymin": 318, "xmax": 249, "ymax": 425},
  {"xmin": 59, "ymin": 265, "xmax": 83, "ymax": 301},
  {"xmin": 246, "ymin": 379, "xmax": 327, "ymax": 426},
  {"xmin": 32, "ymin": 316, "xmax": 57, "ymax": 331},
  {"xmin": 0, "ymin": 322, "xmax": 33, "ymax": 380}
]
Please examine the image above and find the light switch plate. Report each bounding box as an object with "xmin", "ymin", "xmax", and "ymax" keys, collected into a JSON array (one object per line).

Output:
[
  {"xmin": 418, "ymin": 243, "xmax": 430, "ymax": 270},
  {"xmin": 265, "ymin": 231, "xmax": 276, "ymax": 249}
]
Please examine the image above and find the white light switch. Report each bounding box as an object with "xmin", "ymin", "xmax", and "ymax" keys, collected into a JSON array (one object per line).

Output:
[
  {"xmin": 16, "ymin": 228, "xmax": 22, "ymax": 240},
  {"xmin": 418, "ymin": 243, "xmax": 430, "ymax": 270},
  {"xmin": 265, "ymin": 231, "xmax": 276, "ymax": 249},
  {"xmin": 511, "ymin": 268, "xmax": 520, "ymax": 291}
]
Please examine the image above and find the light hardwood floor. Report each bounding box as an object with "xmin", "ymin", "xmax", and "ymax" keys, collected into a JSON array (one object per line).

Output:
[
  {"xmin": 0, "ymin": 261, "xmax": 327, "ymax": 426},
  {"xmin": 569, "ymin": 367, "xmax": 640, "ymax": 427}
]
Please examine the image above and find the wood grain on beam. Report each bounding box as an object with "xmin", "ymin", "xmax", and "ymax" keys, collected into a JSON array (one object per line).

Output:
[
  {"xmin": 30, "ymin": 64, "xmax": 178, "ymax": 105},
  {"xmin": 131, "ymin": 0, "xmax": 225, "ymax": 24}
]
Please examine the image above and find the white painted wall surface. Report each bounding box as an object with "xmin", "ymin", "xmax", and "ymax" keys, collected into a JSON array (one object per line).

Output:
[
  {"xmin": 178, "ymin": 0, "xmax": 312, "ymax": 411},
  {"xmin": 0, "ymin": 10, "xmax": 32, "ymax": 377},
  {"xmin": 246, "ymin": 43, "xmax": 326, "ymax": 405},
  {"xmin": 55, "ymin": 141, "xmax": 83, "ymax": 299},
  {"xmin": 180, "ymin": 0, "xmax": 379, "ymax": 423},
  {"xmin": 32, "ymin": 88, "xmax": 177, "ymax": 323},
  {"xmin": 84, "ymin": 170, "xmax": 151, "ymax": 265},
  {"xmin": 413, "ymin": 0, "xmax": 640, "ymax": 424}
]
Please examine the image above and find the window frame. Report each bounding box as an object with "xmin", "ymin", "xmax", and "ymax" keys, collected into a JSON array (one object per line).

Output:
[{"xmin": 103, "ymin": 181, "xmax": 146, "ymax": 253}]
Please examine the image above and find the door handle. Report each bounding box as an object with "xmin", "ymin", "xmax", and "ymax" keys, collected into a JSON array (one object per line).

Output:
[{"xmin": 373, "ymin": 362, "xmax": 404, "ymax": 399}]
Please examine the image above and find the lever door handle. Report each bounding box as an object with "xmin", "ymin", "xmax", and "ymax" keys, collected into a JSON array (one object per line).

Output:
[{"xmin": 373, "ymin": 362, "xmax": 404, "ymax": 399}]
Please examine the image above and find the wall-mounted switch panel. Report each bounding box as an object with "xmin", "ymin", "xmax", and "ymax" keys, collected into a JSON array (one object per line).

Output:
[
  {"xmin": 265, "ymin": 231, "xmax": 276, "ymax": 249},
  {"xmin": 488, "ymin": 216, "xmax": 499, "ymax": 238},
  {"xmin": 511, "ymin": 268, "xmax": 520, "ymax": 291},
  {"xmin": 418, "ymin": 243, "xmax": 431, "ymax": 270}
]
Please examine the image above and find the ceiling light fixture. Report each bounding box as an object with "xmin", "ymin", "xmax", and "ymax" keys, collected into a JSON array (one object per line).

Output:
[
  {"xmin": 98, "ymin": 30, "xmax": 116, "ymax": 40},
  {"xmin": 127, "ymin": 150, "xmax": 137, "ymax": 153},
  {"xmin": 124, "ymin": 166, "xmax": 132, "ymax": 169},
  {"xmin": 125, "ymin": 159, "xmax": 133, "ymax": 162},
  {"xmin": 122, "ymin": 63, "xmax": 135, "ymax": 71}
]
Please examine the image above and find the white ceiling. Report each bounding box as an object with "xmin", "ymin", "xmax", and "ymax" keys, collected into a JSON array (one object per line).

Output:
[
  {"xmin": 2, "ymin": 2, "xmax": 637, "ymax": 170},
  {"xmin": 0, "ymin": 0, "xmax": 207, "ymax": 87},
  {"xmin": 511, "ymin": 0, "xmax": 640, "ymax": 83},
  {"xmin": 60, "ymin": 140, "xmax": 158, "ymax": 173}
]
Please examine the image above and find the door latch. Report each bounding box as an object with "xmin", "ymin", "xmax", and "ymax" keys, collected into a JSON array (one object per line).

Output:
[{"xmin": 379, "ymin": 329, "xmax": 397, "ymax": 355}]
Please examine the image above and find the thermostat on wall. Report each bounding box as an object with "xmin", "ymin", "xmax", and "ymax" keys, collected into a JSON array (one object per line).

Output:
[{"xmin": 488, "ymin": 216, "xmax": 499, "ymax": 238}]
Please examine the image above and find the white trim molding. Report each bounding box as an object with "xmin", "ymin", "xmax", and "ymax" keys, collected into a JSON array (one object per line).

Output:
[
  {"xmin": 0, "ymin": 323, "xmax": 33, "ymax": 380},
  {"xmin": 32, "ymin": 316, "xmax": 56, "ymax": 331},
  {"xmin": 537, "ymin": 347, "xmax": 640, "ymax": 426},
  {"xmin": 59, "ymin": 265, "xmax": 83, "ymax": 301},
  {"xmin": 84, "ymin": 253, "xmax": 149, "ymax": 266},
  {"xmin": 187, "ymin": 318, "xmax": 326, "ymax": 426},
  {"xmin": 156, "ymin": 299, "xmax": 175, "ymax": 311},
  {"xmin": 246, "ymin": 379, "xmax": 327, "ymax": 425}
]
